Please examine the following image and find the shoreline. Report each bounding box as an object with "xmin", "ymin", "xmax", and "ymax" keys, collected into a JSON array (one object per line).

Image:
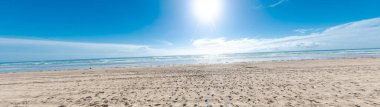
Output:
[
  {"xmin": 2, "ymin": 56, "xmax": 380, "ymax": 73},
  {"xmin": 0, "ymin": 57, "xmax": 380, "ymax": 106}
]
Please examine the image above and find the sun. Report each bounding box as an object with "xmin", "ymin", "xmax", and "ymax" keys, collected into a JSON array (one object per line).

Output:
[{"xmin": 192, "ymin": 0, "xmax": 223, "ymax": 24}]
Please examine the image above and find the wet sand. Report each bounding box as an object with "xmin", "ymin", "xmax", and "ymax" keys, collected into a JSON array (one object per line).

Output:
[{"xmin": 0, "ymin": 58, "xmax": 380, "ymax": 107}]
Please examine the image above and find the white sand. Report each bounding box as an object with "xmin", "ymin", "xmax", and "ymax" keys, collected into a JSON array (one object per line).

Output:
[{"xmin": 0, "ymin": 58, "xmax": 380, "ymax": 107}]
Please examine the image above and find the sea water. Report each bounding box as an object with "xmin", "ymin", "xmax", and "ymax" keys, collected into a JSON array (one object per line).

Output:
[{"xmin": 1, "ymin": 48, "xmax": 380, "ymax": 72}]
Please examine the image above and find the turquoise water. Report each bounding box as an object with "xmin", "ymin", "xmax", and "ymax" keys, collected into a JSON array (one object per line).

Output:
[{"xmin": 1, "ymin": 48, "xmax": 380, "ymax": 72}]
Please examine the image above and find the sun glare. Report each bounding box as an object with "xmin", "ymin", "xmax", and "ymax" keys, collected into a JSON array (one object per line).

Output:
[{"xmin": 192, "ymin": 0, "xmax": 223, "ymax": 24}]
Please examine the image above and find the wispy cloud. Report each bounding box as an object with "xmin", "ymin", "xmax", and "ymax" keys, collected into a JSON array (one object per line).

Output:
[
  {"xmin": 191, "ymin": 36, "xmax": 320, "ymax": 54},
  {"xmin": 0, "ymin": 38, "xmax": 148, "ymax": 50},
  {"xmin": 294, "ymin": 28, "xmax": 310, "ymax": 34},
  {"xmin": 157, "ymin": 40, "xmax": 173, "ymax": 46},
  {"xmin": 269, "ymin": 0, "xmax": 288, "ymax": 7},
  {"xmin": 1, "ymin": 17, "xmax": 380, "ymax": 61},
  {"xmin": 191, "ymin": 17, "xmax": 380, "ymax": 54},
  {"xmin": 0, "ymin": 38, "xmax": 159, "ymax": 61},
  {"xmin": 294, "ymin": 28, "xmax": 323, "ymax": 34}
]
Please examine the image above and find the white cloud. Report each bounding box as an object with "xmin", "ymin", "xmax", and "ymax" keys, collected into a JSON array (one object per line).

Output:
[
  {"xmin": 191, "ymin": 17, "xmax": 380, "ymax": 54},
  {"xmin": 294, "ymin": 29, "xmax": 308, "ymax": 34},
  {"xmin": 269, "ymin": 0, "xmax": 288, "ymax": 7},
  {"xmin": 0, "ymin": 38, "xmax": 161, "ymax": 62},
  {"xmin": 0, "ymin": 38, "xmax": 148, "ymax": 50},
  {"xmin": 1, "ymin": 17, "xmax": 380, "ymax": 62},
  {"xmin": 294, "ymin": 28, "xmax": 322, "ymax": 34},
  {"xmin": 157, "ymin": 40, "xmax": 173, "ymax": 46},
  {"xmin": 191, "ymin": 36, "xmax": 320, "ymax": 54}
]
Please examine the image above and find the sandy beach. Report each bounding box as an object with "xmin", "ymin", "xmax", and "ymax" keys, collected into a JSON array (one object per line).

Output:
[{"xmin": 0, "ymin": 58, "xmax": 380, "ymax": 107}]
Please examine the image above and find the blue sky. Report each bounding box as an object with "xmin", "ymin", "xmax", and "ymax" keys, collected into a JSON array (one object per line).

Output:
[{"xmin": 1, "ymin": 0, "xmax": 380, "ymax": 62}]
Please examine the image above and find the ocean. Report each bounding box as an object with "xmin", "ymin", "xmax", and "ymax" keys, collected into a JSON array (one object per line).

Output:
[{"xmin": 1, "ymin": 48, "xmax": 380, "ymax": 72}]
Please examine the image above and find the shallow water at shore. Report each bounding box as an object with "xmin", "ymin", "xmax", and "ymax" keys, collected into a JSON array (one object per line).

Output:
[{"xmin": 1, "ymin": 48, "xmax": 380, "ymax": 72}]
